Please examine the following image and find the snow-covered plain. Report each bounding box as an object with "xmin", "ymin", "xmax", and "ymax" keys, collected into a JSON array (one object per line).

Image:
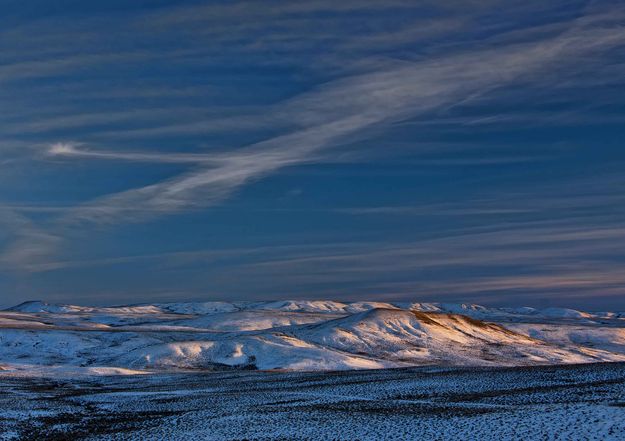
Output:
[
  {"xmin": 1, "ymin": 363, "xmax": 624, "ymax": 440},
  {"xmin": 1, "ymin": 300, "xmax": 625, "ymax": 374}
]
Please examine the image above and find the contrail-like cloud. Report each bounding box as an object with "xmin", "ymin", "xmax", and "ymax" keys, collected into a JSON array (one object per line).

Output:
[{"xmin": 49, "ymin": 142, "xmax": 235, "ymax": 165}]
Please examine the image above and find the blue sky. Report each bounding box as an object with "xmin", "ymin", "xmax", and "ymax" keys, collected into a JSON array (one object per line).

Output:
[{"xmin": 1, "ymin": 0, "xmax": 625, "ymax": 309}]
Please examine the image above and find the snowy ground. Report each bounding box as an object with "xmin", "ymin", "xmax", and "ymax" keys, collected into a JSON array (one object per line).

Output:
[{"xmin": 1, "ymin": 362, "xmax": 623, "ymax": 440}]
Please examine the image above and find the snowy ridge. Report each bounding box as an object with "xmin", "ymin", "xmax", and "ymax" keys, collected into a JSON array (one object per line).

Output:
[{"xmin": 1, "ymin": 300, "xmax": 625, "ymax": 375}]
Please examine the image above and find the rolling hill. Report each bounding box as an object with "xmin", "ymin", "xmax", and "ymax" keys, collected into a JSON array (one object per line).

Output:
[{"xmin": 1, "ymin": 300, "xmax": 624, "ymax": 374}]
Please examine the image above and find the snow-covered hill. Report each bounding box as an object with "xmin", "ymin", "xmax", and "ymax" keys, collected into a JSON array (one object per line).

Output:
[{"xmin": 1, "ymin": 300, "xmax": 624, "ymax": 375}]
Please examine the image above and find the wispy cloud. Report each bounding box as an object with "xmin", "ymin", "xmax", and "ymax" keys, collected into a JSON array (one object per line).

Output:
[
  {"xmin": 0, "ymin": 208, "xmax": 60, "ymax": 269},
  {"xmin": 48, "ymin": 142, "xmax": 234, "ymax": 164},
  {"xmin": 0, "ymin": 51, "xmax": 156, "ymax": 84},
  {"xmin": 51, "ymin": 15, "xmax": 625, "ymax": 226},
  {"xmin": 205, "ymin": 222, "xmax": 625, "ymax": 303},
  {"xmin": 13, "ymin": 190, "xmax": 625, "ymax": 305}
]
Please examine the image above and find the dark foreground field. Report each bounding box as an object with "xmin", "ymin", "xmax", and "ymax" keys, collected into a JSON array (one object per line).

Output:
[{"xmin": 1, "ymin": 363, "xmax": 624, "ymax": 440}]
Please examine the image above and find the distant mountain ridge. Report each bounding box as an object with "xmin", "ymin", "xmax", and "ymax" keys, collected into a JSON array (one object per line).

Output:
[{"xmin": 7, "ymin": 299, "xmax": 623, "ymax": 320}]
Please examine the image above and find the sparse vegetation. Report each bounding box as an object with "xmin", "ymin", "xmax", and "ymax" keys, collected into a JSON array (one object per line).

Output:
[{"xmin": 1, "ymin": 363, "xmax": 623, "ymax": 440}]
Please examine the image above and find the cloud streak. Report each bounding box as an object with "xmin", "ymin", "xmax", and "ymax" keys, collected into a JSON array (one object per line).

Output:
[
  {"xmin": 0, "ymin": 208, "xmax": 60, "ymax": 270},
  {"xmin": 48, "ymin": 142, "xmax": 234, "ymax": 165}
]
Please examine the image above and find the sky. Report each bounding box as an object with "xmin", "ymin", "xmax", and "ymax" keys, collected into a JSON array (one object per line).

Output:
[{"xmin": 1, "ymin": 0, "xmax": 625, "ymax": 310}]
